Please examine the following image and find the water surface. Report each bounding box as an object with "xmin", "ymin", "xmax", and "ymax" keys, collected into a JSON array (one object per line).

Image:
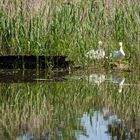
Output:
[{"xmin": 0, "ymin": 68, "xmax": 140, "ymax": 140}]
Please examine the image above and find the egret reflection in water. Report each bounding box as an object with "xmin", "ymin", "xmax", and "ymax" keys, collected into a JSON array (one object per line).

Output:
[
  {"xmin": 69, "ymin": 71, "xmax": 125, "ymax": 90},
  {"xmin": 109, "ymin": 73, "xmax": 125, "ymax": 93},
  {"xmin": 86, "ymin": 72, "xmax": 125, "ymax": 92},
  {"xmin": 86, "ymin": 73, "xmax": 106, "ymax": 86},
  {"xmin": 0, "ymin": 69, "xmax": 140, "ymax": 140}
]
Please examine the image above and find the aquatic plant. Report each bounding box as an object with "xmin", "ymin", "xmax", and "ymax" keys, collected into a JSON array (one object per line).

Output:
[{"xmin": 0, "ymin": 0, "xmax": 140, "ymax": 67}]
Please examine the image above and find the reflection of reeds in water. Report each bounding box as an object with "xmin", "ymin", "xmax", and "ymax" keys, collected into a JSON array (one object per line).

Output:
[
  {"xmin": 99, "ymin": 72, "xmax": 140, "ymax": 139},
  {"xmin": 0, "ymin": 70, "xmax": 140, "ymax": 139},
  {"xmin": 0, "ymin": 81, "xmax": 99, "ymax": 139}
]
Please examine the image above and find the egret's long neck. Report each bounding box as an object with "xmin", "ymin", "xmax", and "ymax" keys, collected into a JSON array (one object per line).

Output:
[
  {"xmin": 99, "ymin": 44, "xmax": 103, "ymax": 49},
  {"xmin": 120, "ymin": 45, "xmax": 125, "ymax": 56},
  {"xmin": 120, "ymin": 45, "xmax": 123, "ymax": 51}
]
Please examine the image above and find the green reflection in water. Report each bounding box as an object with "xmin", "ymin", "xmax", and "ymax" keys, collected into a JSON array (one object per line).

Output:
[{"xmin": 0, "ymin": 69, "xmax": 140, "ymax": 140}]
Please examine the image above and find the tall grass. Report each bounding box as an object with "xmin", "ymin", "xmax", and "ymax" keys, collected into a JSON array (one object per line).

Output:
[{"xmin": 0, "ymin": 0, "xmax": 140, "ymax": 65}]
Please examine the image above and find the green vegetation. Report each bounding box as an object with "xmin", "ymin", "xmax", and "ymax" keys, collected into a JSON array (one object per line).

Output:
[
  {"xmin": 0, "ymin": 70, "xmax": 140, "ymax": 139},
  {"xmin": 1, "ymin": 1, "xmax": 140, "ymax": 138},
  {"xmin": 0, "ymin": 0, "xmax": 140, "ymax": 65}
]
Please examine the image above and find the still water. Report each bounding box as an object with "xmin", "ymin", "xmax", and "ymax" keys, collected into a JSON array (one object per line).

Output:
[{"xmin": 0, "ymin": 68, "xmax": 140, "ymax": 140}]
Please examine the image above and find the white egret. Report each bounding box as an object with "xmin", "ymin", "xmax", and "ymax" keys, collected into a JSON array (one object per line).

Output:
[
  {"xmin": 86, "ymin": 41, "xmax": 105, "ymax": 60},
  {"xmin": 113, "ymin": 42, "xmax": 125, "ymax": 64}
]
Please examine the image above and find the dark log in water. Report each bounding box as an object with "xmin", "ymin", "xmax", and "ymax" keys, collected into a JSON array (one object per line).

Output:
[{"xmin": 0, "ymin": 55, "xmax": 73, "ymax": 69}]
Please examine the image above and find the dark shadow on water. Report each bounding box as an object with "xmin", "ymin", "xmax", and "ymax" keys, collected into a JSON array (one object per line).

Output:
[{"xmin": 0, "ymin": 69, "xmax": 69, "ymax": 83}]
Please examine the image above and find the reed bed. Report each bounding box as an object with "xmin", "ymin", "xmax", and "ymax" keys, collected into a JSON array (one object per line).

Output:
[{"xmin": 0, "ymin": 0, "xmax": 140, "ymax": 66}]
